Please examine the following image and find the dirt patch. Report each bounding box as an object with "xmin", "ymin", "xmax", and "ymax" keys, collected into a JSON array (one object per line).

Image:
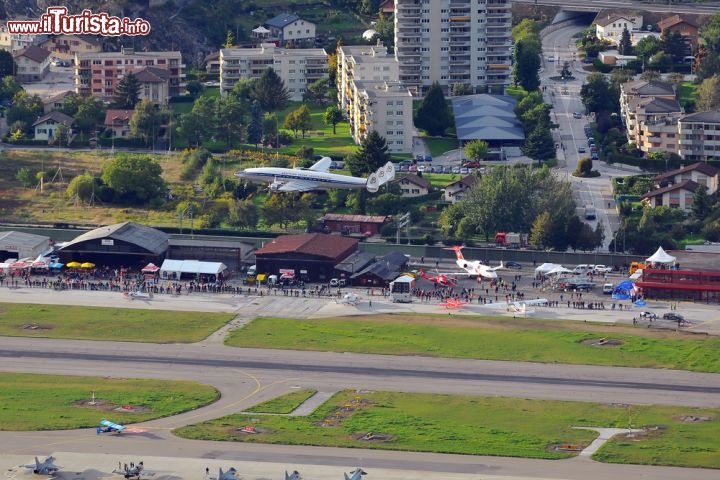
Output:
[
  {"xmin": 580, "ymin": 337, "xmax": 624, "ymax": 347},
  {"xmin": 74, "ymin": 399, "xmax": 150, "ymax": 413},
  {"xmin": 549, "ymin": 443, "xmax": 583, "ymax": 452},
  {"xmin": 356, "ymin": 432, "xmax": 395, "ymax": 442},
  {"xmin": 616, "ymin": 426, "xmax": 666, "ymax": 442},
  {"xmin": 678, "ymin": 415, "xmax": 713, "ymax": 423},
  {"xmin": 315, "ymin": 396, "xmax": 373, "ymax": 428},
  {"xmin": 20, "ymin": 323, "xmax": 54, "ymax": 331}
]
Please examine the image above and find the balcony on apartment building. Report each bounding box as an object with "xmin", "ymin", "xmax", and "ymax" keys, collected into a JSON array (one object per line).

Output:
[
  {"xmin": 487, "ymin": 9, "xmax": 511, "ymax": 20},
  {"xmin": 487, "ymin": 0, "xmax": 511, "ymax": 8},
  {"xmin": 396, "ymin": 3, "xmax": 422, "ymax": 18}
]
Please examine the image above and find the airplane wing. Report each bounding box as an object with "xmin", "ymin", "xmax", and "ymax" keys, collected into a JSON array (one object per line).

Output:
[
  {"xmin": 308, "ymin": 156, "xmax": 332, "ymax": 172},
  {"xmin": 276, "ymin": 180, "xmax": 319, "ymax": 192},
  {"xmin": 100, "ymin": 419, "xmax": 126, "ymax": 431}
]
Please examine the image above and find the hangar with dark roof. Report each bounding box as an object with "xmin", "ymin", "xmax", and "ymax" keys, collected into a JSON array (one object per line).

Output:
[
  {"xmin": 57, "ymin": 222, "xmax": 169, "ymax": 266},
  {"xmin": 254, "ymin": 233, "xmax": 358, "ymax": 281}
]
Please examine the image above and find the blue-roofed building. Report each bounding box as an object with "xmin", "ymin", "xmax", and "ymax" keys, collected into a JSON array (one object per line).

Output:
[
  {"xmin": 264, "ymin": 14, "xmax": 316, "ymax": 44},
  {"xmin": 451, "ymin": 94, "xmax": 525, "ymax": 148}
]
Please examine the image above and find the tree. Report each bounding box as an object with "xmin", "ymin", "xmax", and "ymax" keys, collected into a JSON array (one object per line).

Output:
[
  {"xmin": 15, "ymin": 167, "xmax": 35, "ymax": 188},
  {"xmin": 327, "ymin": 53, "xmax": 338, "ymax": 85},
  {"xmin": 414, "ymin": 82, "xmax": 453, "ymax": 136},
  {"xmin": 130, "ymin": 99, "xmax": 158, "ymax": 145},
  {"xmin": 178, "ymin": 96, "xmax": 216, "ymax": 147},
  {"xmin": 346, "ymin": 130, "xmax": 391, "ymax": 176},
  {"xmin": 224, "ymin": 30, "xmax": 235, "ymax": 48},
  {"xmin": 304, "ymin": 77, "xmax": 329, "ymax": 106},
  {"xmin": 66, "ymin": 173, "xmax": 95, "ymax": 202},
  {"xmin": 101, "ymin": 155, "xmax": 165, "ymax": 203},
  {"xmin": 247, "ymin": 100, "xmax": 263, "ymax": 146},
  {"xmin": 7, "ymin": 92, "xmax": 43, "ymax": 131},
  {"xmin": 512, "ymin": 18, "xmax": 541, "ymax": 45},
  {"xmin": 0, "ymin": 76, "xmax": 22, "ymax": 103},
  {"xmin": 0, "ymin": 50, "xmax": 14, "ymax": 77},
  {"xmin": 73, "ymin": 96, "xmax": 105, "ymax": 133},
  {"xmin": 522, "ymin": 124, "xmax": 555, "ymax": 162},
  {"xmin": 252, "ymin": 68, "xmax": 290, "ymax": 112},
  {"xmin": 667, "ymin": 72, "xmax": 685, "ymax": 85},
  {"xmin": 111, "ymin": 73, "xmax": 140, "ymax": 109},
  {"xmin": 513, "ymin": 38, "xmax": 541, "ymax": 91},
  {"xmin": 284, "ymin": 105, "xmax": 311, "ymax": 138},
  {"xmin": 581, "ymin": 73, "xmax": 618, "ymax": 114},
  {"xmin": 229, "ymin": 78, "xmax": 256, "ymax": 103},
  {"xmin": 560, "ymin": 62, "xmax": 572, "ymax": 80},
  {"xmin": 530, "ymin": 211, "xmax": 552, "ymax": 248},
  {"xmin": 228, "ymin": 199, "xmax": 259, "ymax": 229},
  {"xmin": 640, "ymin": 69, "xmax": 662, "ymax": 81},
  {"xmin": 215, "ymin": 94, "xmax": 246, "ymax": 146},
  {"xmin": 618, "ymin": 27, "xmax": 632, "ymax": 56},
  {"xmin": 692, "ymin": 185, "xmax": 711, "ymax": 219},
  {"xmin": 576, "ymin": 157, "xmax": 593, "ymax": 176},
  {"xmin": 634, "ymin": 35, "xmax": 661, "ymax": 61},
  {"xmin": 451, "ymin": 83, "xmax": 474, "ymax": 96},
  {"xmin": 262, "ymin": 193, "xmax": 296, "ymax": 228},
  {"xmin": 697, "ymin": 75, "xmax": 720, "ymax": 112},
  {"xmin": 647, "ymin": 52, "xmax": 671, "ymax": 72},
  {"xmin": 660, "ymin": 30, "xmax": 686, "ymax": 64},
  {"xmin": 262, "ymin": 113, "xmax": 278, "ymax": 145},
  {"xmin": 700, "ymin": 12, "xmax": 720, "ymax": 53},
  {"xmin": 324, "ymin": 105, "xmax": 343, "ymax": 135},
  {"xmin": 465, "ymin": 140, "xmax": 489, "ymax": 162},
  {"xmin": 186, "ymin": 80, "xmax": 203, "ymax": 98}
]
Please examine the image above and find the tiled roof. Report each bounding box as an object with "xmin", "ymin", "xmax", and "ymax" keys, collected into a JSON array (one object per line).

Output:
[
  {"xmin": 641, "ymin": 179, "xmax": 700, "ymax": 199},
  {"xmin": 255, "ymin": 233, "xmax": 358, "ymax": 259},
  {"xmin": 658, "ymin": 15, "xmax": 699, "ymax": 30},
  {"xmin": 265, "ymin": 13, "xmax": 303, "ymax": 29},
  {"xmin": 654, "ymin": 162, "xmax": 720, "ymax": 181},
  {"xmin": 104, "ymin": 109, "xmax": 134, "ymax": 125},
  {"xmin": 680, "ymin": 111, "xmax": 720, "ymax": 124},
  {"xmin": 13, "ymin": 45, "xmax": 50, "ymax": 63},
  {"xmin": 32, "ymin": 111, "xmax": 74, "ymax": 127},
  {"xmin": 131, "ymin": 66, "xmax": 170, "ymax": 83},
  {"xmin": 394, "ymin": 173, "xmax": 430, "ymax": 189}
]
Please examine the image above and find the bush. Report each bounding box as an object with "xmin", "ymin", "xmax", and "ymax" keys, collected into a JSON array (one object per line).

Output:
[
  {"xmin": 296, "ymin": 145, "xmax": 314, "ymax": 159},
  {"xmin": 670, "ymin": 223, "xmax": 686, "ymax": 240},
  {"xmin": 703, "ymin": 221, "xmax": 720, "ymax": 242},
  {"xmin": 15, "ymin": 167, "xmax": 35, "ymax": 187}
]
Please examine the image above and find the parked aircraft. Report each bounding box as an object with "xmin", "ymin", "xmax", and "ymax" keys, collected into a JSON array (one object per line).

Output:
[
  {"xmin": 336, "ymin": 293, "xmax": 361, "ymax": 306},
  {"xmin": 123, "ymin": 291, "xmax": 153, "ymax": 300},
  {"xmin": 344, "ymin": 468, "xmax": 367, "ymax": 480},
  {"xmin": 445, "ymin": 246, "xmax": 504, "ymax": 280},
  {"xmin": 113, "ymin": 461, "xmax": 154, "ymax": 479},
  {"xmin": 97, "ymin": 419, "xmax": 126, "ymax": 434},
  {"xmin": 418, "ymin": 270, "xmax": 457, "ymax": 287},
  {"xmin": 439, "ymin": 298, "xmax": 467, "ymax": 309},
  {"xmin": 24, "ymin": 456, "xmax": 61, "ymax": 475},
  {"xmin": 210, "ymin": 467, "xmax": 239, "ymax": 480},
  {"xmin": 235, "ymin": 157, "xmax": 395, "ymax": 192}
]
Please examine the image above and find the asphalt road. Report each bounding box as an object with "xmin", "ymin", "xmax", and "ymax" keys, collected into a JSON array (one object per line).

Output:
[{"xmin": 513, "ymin": 0, "xmax": 720, "ymax": 14}]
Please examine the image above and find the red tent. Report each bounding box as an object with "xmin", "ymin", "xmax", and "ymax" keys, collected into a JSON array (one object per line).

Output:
[{"xmin": 141, "ymin": 263, "xmax": 160, "ymax": 273}]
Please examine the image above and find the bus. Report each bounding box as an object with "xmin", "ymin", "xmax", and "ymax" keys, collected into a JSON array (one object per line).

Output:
[{"xmin": 390, "ymin": 275, "xmax": 415, "ymax": 303}]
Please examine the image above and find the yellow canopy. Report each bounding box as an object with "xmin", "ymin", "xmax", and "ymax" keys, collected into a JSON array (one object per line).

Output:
[
  {"xmin": 80, "ymin": 262, "xmax": 96, "ymax": 269},
  {"xmin": 66, "ymin": 261, "xmax": 82, "ymax": 268}
]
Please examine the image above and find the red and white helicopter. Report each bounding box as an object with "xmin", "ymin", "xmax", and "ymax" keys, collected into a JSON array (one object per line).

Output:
[{"xmin": 418, "ymin": 270, "xmax": 458, "ymax": 287}]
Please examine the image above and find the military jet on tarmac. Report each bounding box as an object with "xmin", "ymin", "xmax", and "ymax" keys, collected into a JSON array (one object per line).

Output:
[
  {"xmin": 335, "ymin": 293, "xmax": 361, "ymax": 306},
  {"xmin": 23, "ymin": 456, "xmax": 61, "ymax": 475},
  {"xmin": 113, "ymin": 461, "xmax": 154, "ymax": 479},
  {"xmin": 209, "ymin": 467, "xmax": 239, "ymax": 480},
  {"xmin": 285, "ymin": 471, "xmax": 301, "ymax": 480},
  {"xmin": 344, "ymin": 468, "xmax": 367, "ymax": 480}
]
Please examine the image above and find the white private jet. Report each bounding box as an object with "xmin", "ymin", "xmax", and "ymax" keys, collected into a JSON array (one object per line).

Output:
[
  {"xmin": 123, "ymin": 291, "xmax": 153, "ymax": 300},
  {"xmin": 235, "ymin": 157, "xmax": 395, "ymax": 192},
  {"xmin": 335, "ymin": 293, "xmax": 361, "ymax": 306},
  {"xmin": 443, "ymin": 246, "xmax": 505, "ymax": 281}
]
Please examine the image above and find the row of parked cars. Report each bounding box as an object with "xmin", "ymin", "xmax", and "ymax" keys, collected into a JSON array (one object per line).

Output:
[
  {"xmin": 573, "ymin": 264, "xmax": 613, "ymax": 275},
  {"xmin": 581, "ymin": 125, "xmax": 599, "ymax": 160}
]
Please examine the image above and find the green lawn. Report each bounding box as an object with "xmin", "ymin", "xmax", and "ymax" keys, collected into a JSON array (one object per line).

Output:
[
  {"xmin": 245, "ymin": 389, "xmax": 317, "ymax": 414},
  {"xmin": 679, "ymin": 81, "xmax": 698, "ymax": 110},
  {"xmin": 424, "ymin": 137, "xmax": 459, "ymax": 157},
  {"xmin": 0, "ymin": 372, "xmax": 218, "ymax": 430},
  {"xmin": 175, "ymin": 390, "xmax": 720, "ymax": 468},
  {"xmin": 0, "ymin": 303, "xmax": 233, "ymax": 343},
  {"xmin": 422, "ymin": 172, "xmax": 460, "ymax": 188},
  {"xmin": 225, "ymin": 315, "xmax": 720, "ymax": 373}
]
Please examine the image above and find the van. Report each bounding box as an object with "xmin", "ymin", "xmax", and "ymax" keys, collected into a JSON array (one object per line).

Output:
[
  {"xmin": 247, "ymin": 265, "xmax": 257, "ymax": 276},
  {"xmin": 584, "ymin": 206, "xmax": 596, "ymax": 220},
  {"xmin": 602, "ymin": 283, "xmax": 614, "ymax": 295},
  {"xmin": 268, "ymin": 275, "xmax": 278, "ymax": 286},
  {"xmin": 573, "ymin": 264, "xmax": 589, "ymax": 274}
]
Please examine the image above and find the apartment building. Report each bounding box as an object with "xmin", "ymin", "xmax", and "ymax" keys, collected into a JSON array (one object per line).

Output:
[
  {"xmin": 264, "ymin": 14, "xmax": 316, "ymax": 44},
  {"xmin": 394, "ymin": 0, "xmax": 512, "ymax": 95},
  {"xmin": 39, "ymin": 35, "xmax": 102, "ymax": 62},
  {"xmin": 347, "ymin": 80, "xmax": 413, "ymax": 153},
  {"xmin": 12, "ymin": 46, "xmax": 51, "ymax": 82},
  {"xmin": 337, "ymin": 45, "xmax": 399, "ymax": 110},
  {"xmin": 620, "ymin": 80, "xmax": 681, "ymax": 153},
  {"xmin": 678, "ymin": 111, "xmax": 720, "ymax": 163},
  {"xmin": 219, "ymin": 43, "xmax": 327, "ymax": 101},
  {"xmin": 75, "ymin": 47, "xmax": 185, "ymax": 98}
]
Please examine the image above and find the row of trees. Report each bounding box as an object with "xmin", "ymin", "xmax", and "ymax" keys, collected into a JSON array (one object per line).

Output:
[
  {"xmin": 516, "ymin": 91, "xmax": 555, "ymax": 162},
  {"xmin": 512, "ymin": 19, "xmax": 541, "ymax": 92},
  {"xmin": 439, "ymin": 166, "xmax": 603, "ymax": 251}
]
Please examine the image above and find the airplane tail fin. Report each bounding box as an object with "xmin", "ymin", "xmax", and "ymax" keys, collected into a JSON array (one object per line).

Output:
[
  {"xmin": 344, "ymin": 475, "xmax": 351, "ymax": 480},
  {"xmin": 449, "ymin": 245, "xmax": 465, "ymax": 261},
  {"xmin": 35, "ymin": 457, "xmax": 41, "ymax": 469},
  {"xmin": 366, "ymin": 162, "xmax": 395, "ymax": 192}
]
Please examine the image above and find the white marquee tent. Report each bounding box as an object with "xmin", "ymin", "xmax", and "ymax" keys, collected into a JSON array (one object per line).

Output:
[
  {"xmin": 160, "ymin": 259, "xmax": 227, "ymax": 279},
  {"xmin": 645, "ymin": 246, "xmax": 676, "ymax": 265},
  {"xmin": 546, "ymin": 265, "xmax": 573, "ymax": 275},
  {"xmin": 535, "ymin": 263, "xmax": 560, "ymax": 275}
]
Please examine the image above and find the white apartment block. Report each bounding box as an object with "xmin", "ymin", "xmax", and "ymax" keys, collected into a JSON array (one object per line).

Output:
[
  {"xmin": 347, "ymin": 80, "xmax": 414, "ymax": 153},
  {"xmin": 678, "ymin": 111, "xmax": 720, "ymax": 163},
  {"xmin": 394, "ymin": 0, "xmax": 512, "ymax": 95},
  {"xmin": 337, "ymin": 45, "xmax": 399, "ymax": 111},
  {"xmin": 220, "ymin": 43, "xmax": 327, "ymax": 101}
]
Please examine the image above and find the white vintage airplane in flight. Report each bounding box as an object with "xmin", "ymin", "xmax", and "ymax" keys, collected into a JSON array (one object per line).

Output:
[{"xmin": 235, "ymin": 157, "xmax": 395, "ymax": 192}]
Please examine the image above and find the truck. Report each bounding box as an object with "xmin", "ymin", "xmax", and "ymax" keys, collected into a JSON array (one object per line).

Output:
[{"xmin": 495, "ymin": 232, "xmax": 529, "ymax": 248}]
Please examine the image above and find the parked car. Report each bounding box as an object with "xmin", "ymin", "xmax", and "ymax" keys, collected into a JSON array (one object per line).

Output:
[
  {"xmin": 424, "ymin": 154, "xmax": 433, "ymax": 162},
  {"xmin": 602, "ymin": 283, "xmax": 614, "ymax": 294},
  {"xmin": 409, "ymin": 164, "xmax": 418, "ymax": 172},
  {"xmin": 463, "ymin": 161, "xmax": 482, "ymax": 168},
  {"xmin": 415, "ymin": 154, "xmax": 424, "ymax": 161},
  {"xmin": 330, "ymin": 278, "xmax": 340, "ymax": 287},
  {"xmin": 587, "ymin": 137, "xmax": 595, "ymax": 143},
  {"xmin": 460, "ymin": 167, "xmax": 470, "ymax": 174},
  {"xmin": 591, "ymin": 152, "xmax": 599, "ymax": 160},
  {"xmin": 451, "ymin": 166, "xmax": 461, "ymax": 174},
  {"xmin": 663, "ymin": 312, "xmax": 685, "ymax": 321},
  {"xmin": 578, "ymin": 147, "xmax": 586, "ymax": 153},
  {"xmin": 417, "ymin": 165, "xmax": 427, "ymax": 173},
  {"xmin": 443, "ymin": 165, "xmax": 453, "ymax": 173},
  {"xmin": 400, "ymin": 165, "xmax": 409, "ymax": 172},
  {"xmin": 399, "ymin": 160, "xmax": 413, "ymax": 167},
  {"xmin": 573, "ymin": 264, "xmax": 589, "ymax": 274},
  {"xmin": 505, "ymin": 261, "xmax": 522, "ymax": 269},
  {"xmin": 573, "ymin": 112, "xmax": 583, "ymax": 119},
  {"xmin": 393, "ymin": 163, "xmax": 401, "ymax": 172},
  {"xmin": 594, "ymin": 265, "xmax": 612, "ymax": 274},
  {"xmin": 547, "ymin": 56, "xmax": 555, "ymax": 62},
  {"xmin": 640, "ymin": 311, "xmax": 658, "ymax": 319}
]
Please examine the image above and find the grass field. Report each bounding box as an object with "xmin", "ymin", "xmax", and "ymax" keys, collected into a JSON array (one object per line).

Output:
[
  {"xmin": 0, "ymin": 303, "xmax": 233, "ymax": 343},
  {"xmin": 225, "ymin": 315, "xmax": 720, "ymax": 373},
  {"xmin": 245, "ymin": 389, "xmax": 317, "ymax": 414},
  {"xmin": 679, "ymin": 81, "xmax": 698, "ymax": 110},
  {"xmin": 423, "ymin": 137, "xmax": 459, "ymax": 157},
  {"xmin": 175, "ymin": 390, "xmax": 720, "ymax": 468},
  {"xmin": 422, "ymin": 172, "xmax": 459, "ymax": 188},
  {"xmin": 0, "ymin": 372, "xmax": 218, "ymax": 431}
]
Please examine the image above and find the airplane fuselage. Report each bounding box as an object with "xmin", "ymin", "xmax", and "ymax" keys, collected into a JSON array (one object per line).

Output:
[
  {"xmin": 236, "ymin": 167, "xmax": 367, "ymax": 191},
  {"xmin": 456, "ymin": 260, "xmax": 499, "ymax": 280}
]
